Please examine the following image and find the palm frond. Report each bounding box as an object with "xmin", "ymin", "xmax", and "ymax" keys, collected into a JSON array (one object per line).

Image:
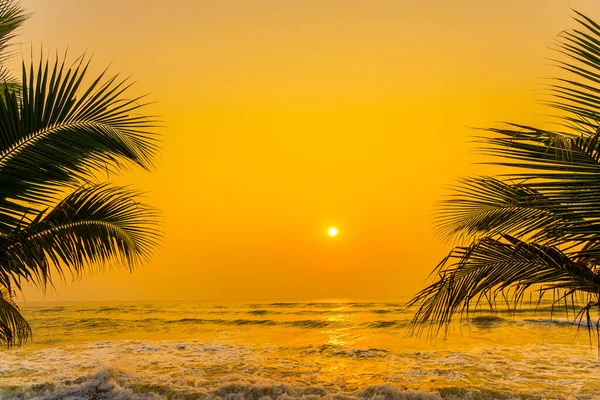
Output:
[
  {"xmin": 549, "ymin": 11, "xmax": 600, "ymax": 134},
  {"xmin": 0, "ymin": 0, "xmax": 27, "ymax": 64},
  {"xmin": 0, "ymin": 53, "xmax": 160, "ymax": 234},
  {"xmin": 473, "ymin": 128, "xmax": 600, "ymax": 242},
  {"xmin": 0, "ymin": 1, "xmax": 28, "ymax": 95},
  {"xmin": 435, "ymin": 176, "xmax": 571, "ymax": 244},
  {"xmin": 408, "ymin": 235, "xmax": 600, "ymax": 338},
  {"xmin": 0, "ymin": 285, "xmax": 30, "ymax": 348},
  {"xmin": 0, "ymin": 184, "xmax": 161, "ymax": 291},
  {"xmin": 0, "ymin": 1, "xmax": 162, "ymax": 348},
  {"xmin": 479, "ymin": 125, "xmax": 600, "ymax": 176}
]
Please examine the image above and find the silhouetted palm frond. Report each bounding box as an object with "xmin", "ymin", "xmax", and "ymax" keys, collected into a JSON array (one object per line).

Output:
[
  {"xmin": 0, "ymin": 0, "xmax": 161, "ymax": 348},
  {"xmin": 0, "ymin": 285, "xmax": 30, "ymax": 348},
  {"xmin": 0, "ymin": 184, "xmax": 160, "ymax": 293},
  {"xmin": 0, "ymin": 0, "xmax": 27, "ymax": 91},
  {"xmin": 410, "ymin": 11, "xmax": 600, "ymax": 340},
  {"xmin": 0, "ymin": 54, "xmax": 160, "ymax": 233},
  {"xmin": 409, "ymin": 235, "xmax": 600, "ymax": 338}
]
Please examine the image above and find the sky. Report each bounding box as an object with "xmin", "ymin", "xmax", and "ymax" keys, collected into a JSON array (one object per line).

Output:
[{"xmin": 16, "ymin": 0, "xmax": 600, "ymax": 302}]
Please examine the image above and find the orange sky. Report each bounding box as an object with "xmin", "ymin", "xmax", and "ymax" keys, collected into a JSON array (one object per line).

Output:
[{"xmin": 17, "ymin": 0, "xmax": 600, "ymax": 301}]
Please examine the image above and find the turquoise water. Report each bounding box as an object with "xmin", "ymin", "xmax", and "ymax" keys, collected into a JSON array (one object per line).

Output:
[{"xmin": 0, "ymin": 300, "xmax": 599, "ymax": 399}]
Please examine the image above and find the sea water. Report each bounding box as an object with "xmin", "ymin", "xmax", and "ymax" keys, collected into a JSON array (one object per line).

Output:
[{"xmin": 0, "ymin": 300, "xmax": 599, "ymax": 399}]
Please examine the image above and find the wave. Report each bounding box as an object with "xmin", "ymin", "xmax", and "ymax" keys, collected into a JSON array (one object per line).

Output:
[
  {"xmin": 246, "ymin": 310, "xmax": 282, "ymax": 316},
  {"xmin": 32, "ymin": 307, "xmax": 66, "ymax": 314},
  {"xmin": 366, "ymin": 320, "xmax": 408, "ymax": 329},
  {"xmin": 348, "ymin": 302, "xmax": 379, "ymax": 308},
  {"xmin": 0, "ymin": 367, "xmax": 520, "ymax": 400},
  {"xmin": 26, "ymin": 313, "xmax": 594, "ymax": 335},
  {"xmin": 283, "ymin": 319, "xmax": 333, "ymax": 329},
  {"xmin": 2, "ymin": 369, "xmax": 160, "ymax": 400},
  {"xmin": 283, "ymin": 309, "xmax": 360, "ymax": 315},
  {"xmin": 152, "ymin": 318, "xmax": 340, "ymax": 329},
  {"xmin": 166, "ymin": 317, "xmax": 346, "ymax": 328},
  {"xmin": 259, "ymin": 302, "xmax": 364, "ymax": 309},
  {"xmin": 520, "ymin": 318, "xmax": 589, "ymax": 327},
  {"xmin": 34, "ymin": 316, "xmax": 352, "ymax": 330},
  {"xmin": 301, "ymin": 344, "xmax": 391, "ymax": 359},
  {"xmin": 249, "ymin": 302, "xmax": 402, "ymax": 310},
  {"xmin": 264, "ymin": 302, "xmax": 301, "ymax": 308},
  {"xmin": 231, "ymin": 319, "xmax": 278, "ymax": 326},
  {"xmin": 59, "ymin": 317, "xmax": 120, "ymax": 329},
  {"xmin": 469, "ymin": 316, "xmax": 505, "ymax": 329},
  {"xmin": 167, "ymin": 318, "xmax": 277, "ymax": 326},
  {"xmin": 3, "ymin": 339, "xmax": 598, "ymax": 400},
  {"xmin": 96, "ymin": 307, "xmax": 125, "ymax": 312}
]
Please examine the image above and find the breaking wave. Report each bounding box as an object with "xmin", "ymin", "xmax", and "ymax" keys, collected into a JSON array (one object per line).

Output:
[
  {"xmin": 4, "ymin": 300, "xmax": 600, "ymax": 400},
  {"xmin": 366, "ymin": 320, "xmax": 408, "ymax": 329},
  {"xmin": 1, "ymin": 367, "xmax": 532, "ymax": 400}
]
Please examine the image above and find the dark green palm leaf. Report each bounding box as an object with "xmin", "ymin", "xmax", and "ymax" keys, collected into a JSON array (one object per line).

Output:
[
  {"xmin": 0, "ymin": 184, "xmax": 160, "ymax": 292},
  {"xmin": 0, "ymin": 285, "xmax": 30, "ymax": 348},
  {"xmin": 409, "ymin": 235, "xmax": 600, "ymax": 338},
  {"xmin": 435, "ymin": 176, "xmax": 572, "ymax": 244},
  {"xmin": 0, "ymin": 0, "xmax": 27, "ymax": 100},
  {"xmin": 550, "ymin": 11, "xmax": 600, "ymax": 133},
  {"xmin": 410, "ymin": 11, "xmax": 600, "ymax": 339},
  {"xmin": 0, "ymin": 54, "xmax": 160, "ymax": 234},
  {"xmin": 0, "ymin": 0, "xmax": 162, "ymax": 348}
]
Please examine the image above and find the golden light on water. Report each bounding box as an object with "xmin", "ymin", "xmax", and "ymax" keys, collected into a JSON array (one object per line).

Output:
[{"xmin": 327, "ymin": 227, "xmax": 339, "ymax": 237}]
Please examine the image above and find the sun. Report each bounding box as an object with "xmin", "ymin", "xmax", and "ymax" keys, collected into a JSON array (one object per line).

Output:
[{"xmin": 327, "ymin": 226, "xmax": 339, "ymax": 237}]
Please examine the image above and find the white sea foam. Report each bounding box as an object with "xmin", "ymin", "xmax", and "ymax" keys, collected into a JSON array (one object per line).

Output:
[
  {"xmin": 0, "ymin": 366, "xmax": 513, "ymax": 400},
  {"xmin": 1, "ymin": 301, "xmax": 599, "ymax": 399}
]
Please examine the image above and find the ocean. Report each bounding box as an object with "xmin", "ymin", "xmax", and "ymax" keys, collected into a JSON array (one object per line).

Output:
[{"xmin": 0, "ymin": 300, "xmax": 599, "ymax": 399}]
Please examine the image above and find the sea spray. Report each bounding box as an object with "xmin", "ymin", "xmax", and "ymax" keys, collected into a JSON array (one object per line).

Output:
[{"xmin": 1, "ymin": 301, "xmax": 599, "ymax": 399}]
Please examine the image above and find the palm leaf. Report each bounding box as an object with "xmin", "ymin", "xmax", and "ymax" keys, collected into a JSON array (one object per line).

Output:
[
  {"xmin": 0, "ymin": 54, "xmax": 160, "ymax": 234},
  {"xmin": 410, "ymin": 11, "xmax": 600, "ymax": 339},
  {"xmin": 0, "ymin": 285, "xmax": 30, "ymax": 348},
  {"xmin": 435, "ymin": 176, "xmax": 572, "ymax": 244},
  {"xmin": 0, "ymin": 184, "xmax": 160, "ymax": 292},
  {"xmin": 549, "ymin": 11, "xmax": 600, "ymax": 134},
  {"xmin": 0, "ymin": 0, "xmax": 28, "ymax": 98},
  {"xmin": 409, "ymin": 235, "xmax": 600, "ymax": 338}
]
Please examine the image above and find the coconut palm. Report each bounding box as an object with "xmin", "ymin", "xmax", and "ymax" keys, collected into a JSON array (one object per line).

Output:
[
  {"xmin": 409, "ymin": 11, "xmax": 600, "ymax": 338},
  {"xmin": 0, "ymin": 1, "xmax": 160, "ymax": 347}
]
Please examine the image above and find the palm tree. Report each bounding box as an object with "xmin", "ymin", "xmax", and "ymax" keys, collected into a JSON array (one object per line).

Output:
[
  {"xmin": 0, "ymin": 1, "xmax": 160, "ymax": 347},
  {"xmin": 409, "ymin": 11, "xmax": 600, "ymax": 339}
]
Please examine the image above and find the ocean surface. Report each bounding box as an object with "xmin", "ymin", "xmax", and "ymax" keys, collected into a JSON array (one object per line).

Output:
[{"xmin": 0, "ymin": 300, "xmax": 599, "ymax": 399}]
